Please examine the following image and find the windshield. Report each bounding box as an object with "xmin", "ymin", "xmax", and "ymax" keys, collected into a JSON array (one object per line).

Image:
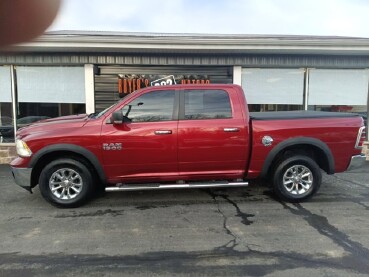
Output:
[
  {"xmin": 94, "ymin": 101, "xmax": 121, "ymax": 118},
  {"xmin": 94, "ymin": 89, "xmax": 143, "ymax": 118}
]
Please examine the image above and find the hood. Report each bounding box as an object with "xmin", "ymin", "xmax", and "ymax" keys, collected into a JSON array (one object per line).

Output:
[
  {"xmin": 17, "ymin": 114, "xmax": 89, "ymax": 138},
  {"xmin": 39, "ymin": 114, "xmax": 88, "ymax": 123}
]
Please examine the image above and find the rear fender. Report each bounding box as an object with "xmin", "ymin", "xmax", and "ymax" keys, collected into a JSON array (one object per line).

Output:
[{"xmin": 260, "ymin": 137, "xmax": 335, "ymax": 178}]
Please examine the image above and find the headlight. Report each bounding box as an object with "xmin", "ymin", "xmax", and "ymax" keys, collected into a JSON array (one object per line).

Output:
[{"xmin": 16, "ymin": 139, "xmax": 32, "ymax": 157}]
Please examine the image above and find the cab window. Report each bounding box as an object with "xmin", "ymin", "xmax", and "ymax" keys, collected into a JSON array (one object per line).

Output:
[
  {"xmin": 122, "ymin": 90, "xmax": 175, "ymax": 122},
  {"xmin": 184, "ymin": 89, "xmax": 232, "ymax": 120}
]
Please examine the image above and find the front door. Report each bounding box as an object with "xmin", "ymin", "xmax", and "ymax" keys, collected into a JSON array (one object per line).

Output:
[{"xmin": 101, "ymin": 89, "xmax": 178, "ymax": 183}]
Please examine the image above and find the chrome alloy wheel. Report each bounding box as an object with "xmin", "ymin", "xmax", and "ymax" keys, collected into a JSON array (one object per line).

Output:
[
  {"xmin": 49, "ymin": 168, "xmax": 83, "ymax": 200},
  {"xmin": 282, "ymin": 165, "xmax": 313, "ymax": 195}
]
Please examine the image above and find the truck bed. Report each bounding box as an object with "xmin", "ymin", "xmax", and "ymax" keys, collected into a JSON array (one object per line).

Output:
[{"xmin": 250, "ymin": 111, "xmax": 361, "ymax": 120}]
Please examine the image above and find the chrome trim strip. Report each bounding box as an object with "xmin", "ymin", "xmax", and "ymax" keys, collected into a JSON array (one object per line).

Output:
[
  {"xmin": 106, "ymin": 181, "xmax": 249, "ymax": 192},
  {"xmin": 224, "ymin": 128, "xmax": 240, "ymax": 132},
  {"xmin": 154, "ymin": 130, "xmax": 172, "ymax": 135}
]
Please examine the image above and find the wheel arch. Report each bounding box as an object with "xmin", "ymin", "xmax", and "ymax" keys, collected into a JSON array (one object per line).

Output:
[
  {"xmin": 260, "ymin": 137, "xmax": 335, "ymax": 178},
  {"xmin": 29, "ymin": 144, "xmax": 107, "ymax": 188}
]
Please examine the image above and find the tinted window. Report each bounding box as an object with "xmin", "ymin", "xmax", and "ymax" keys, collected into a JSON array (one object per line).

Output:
[
  {"xmin": 122, "ymin": 90, "xmax": 175, "ymax": 122},
  {"xmin": 184, "ymin": 89, "xmax": 232, "ymax": 120}
]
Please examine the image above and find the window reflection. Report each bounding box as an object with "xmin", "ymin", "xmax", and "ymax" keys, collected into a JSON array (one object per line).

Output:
[
  {"xmin": 0, "ymin": 104, "xmax": 13, "ymax": 143},
  {"xmin": 184, "ymin": 89, "xmax": 232, "ymax": 120}
]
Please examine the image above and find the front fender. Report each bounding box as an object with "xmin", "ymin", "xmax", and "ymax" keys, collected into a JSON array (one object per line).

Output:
[{"xmin": 29, "ymin": 144, "xmax": 107, "ymax": 186}]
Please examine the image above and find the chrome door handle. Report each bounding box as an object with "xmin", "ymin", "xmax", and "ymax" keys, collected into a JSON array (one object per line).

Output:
[
  {"xmin": 224, "ymin": 128, "xmax": 240, "ymax": 132},
  {"xmin": 155, "ymin": 130, "xmax": 172, "ymax": 135}
]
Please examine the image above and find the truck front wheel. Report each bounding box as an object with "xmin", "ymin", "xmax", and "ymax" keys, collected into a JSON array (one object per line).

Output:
[
  {"xmin": 39, "ymin": 158, "xmax": 94, "ymax": 208},
  {"xmin": 272, "ymin": 155, "xmax": 322, "ymax": 202}
]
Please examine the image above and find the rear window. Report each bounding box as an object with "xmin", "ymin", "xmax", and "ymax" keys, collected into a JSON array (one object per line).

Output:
[{"xmin": 184, "ymin": 89, "xmax": 232, "ymax": 120}]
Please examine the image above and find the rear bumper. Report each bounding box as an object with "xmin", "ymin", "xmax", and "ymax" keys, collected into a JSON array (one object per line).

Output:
[
  {"xmin": 346, "ymin": 154, "xmax": 369, "ymax": 173},
  {"xmin": 11, "ymin": 167, "xmax": 32, "ymax": 193}
]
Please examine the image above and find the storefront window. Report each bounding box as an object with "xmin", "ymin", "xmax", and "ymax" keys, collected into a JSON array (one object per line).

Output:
[
  {"xmin": 14, "ymin": 66, "xmax": 86, "ymax": 141},
  {"xmin": 241, "ymin": 68, "xmax": 304, "ymax": 112},
  {"xmin": 0, "ymin": 66, "xmax": 13, "ymax": 143},
  {"xmin": 0, "ymin": 66, "xmax": 86, "ymax": 143},
  {"xmin": 307, "ymin": 69, "xmax": 368, "ymax": 116}
]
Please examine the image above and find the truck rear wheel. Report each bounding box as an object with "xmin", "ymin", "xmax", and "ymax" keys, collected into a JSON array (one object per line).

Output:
[
  {"xmin": 39, "ymin": 158, "xmax": 94, "ymax": 208},
  {"xmin": 272, "ymin": 155, "xmax": 322, "ymax": 202}
]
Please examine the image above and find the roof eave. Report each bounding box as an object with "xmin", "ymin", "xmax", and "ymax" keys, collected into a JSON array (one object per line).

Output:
[{"xmin": 6, "ymin": 34, "xmax": 369, "ymax": 55}]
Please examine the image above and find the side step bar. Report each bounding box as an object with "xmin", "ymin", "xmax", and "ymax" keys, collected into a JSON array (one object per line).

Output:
[{"xmin": 105, "ymin": 181, "xmax": 248, "ymax": 192}]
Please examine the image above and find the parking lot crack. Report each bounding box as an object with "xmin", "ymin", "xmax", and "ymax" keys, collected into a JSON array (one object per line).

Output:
[
  {"xmin": 2, "ymin": 249, "xmax": 367, "ymax": 276},
  {"xmin": 357, "ymin": 202, "xmax": 369, "ymax": 210},
  {"xmin": 206, "ymin": 190, "xmax": 255, "ymax": 225},
  {"xmin": 279, "ymin": 201, "xmax": 369, "ymax": 267},
  {"xmin": 206, "ymin": 190, "xmax": 238, "ymax": 251},
  {"xmin": 54, "ymin": 209, "xmax": 124, "ymax": 218},
  {"xmin": 222, "ymin": 194, "xmax": 255, "ymax": 226},
  {"xmin": 204, "ymin": 189, "xmax": 256, "ymax": 252},
  {"xmin": 333, "ymin": 175, "xmax": 369, "ymax": 189}
]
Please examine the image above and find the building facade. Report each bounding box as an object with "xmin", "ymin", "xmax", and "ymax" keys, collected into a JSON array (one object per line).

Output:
[{"xmin": 1, "ymin": 31, "xmax": 369, "ymax": 162}]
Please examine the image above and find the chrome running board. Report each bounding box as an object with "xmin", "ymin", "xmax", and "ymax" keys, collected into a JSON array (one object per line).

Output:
[{"xmin": 105, "ymin": 181, "xmax": 248, "ymax": 192}]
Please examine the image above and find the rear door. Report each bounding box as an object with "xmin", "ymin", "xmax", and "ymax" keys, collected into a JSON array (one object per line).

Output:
[{"xmin": 177, "ymin": 88, "xmax": 249, "ymax": 179}]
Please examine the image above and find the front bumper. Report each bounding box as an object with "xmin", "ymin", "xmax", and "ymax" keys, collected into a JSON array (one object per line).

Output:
[
  {"xmin": 11, "ymin": 167, "xmax": 32, "ymax": 193},
  {"xmin": 346, "ymin": 154, "xmax": 369, "ymax": 173}
]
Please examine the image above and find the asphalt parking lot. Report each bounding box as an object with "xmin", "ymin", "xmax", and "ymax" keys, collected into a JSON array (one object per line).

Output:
[{"xmin": 0, "ymin": 164, "xmax": 369, "ymax": 277}]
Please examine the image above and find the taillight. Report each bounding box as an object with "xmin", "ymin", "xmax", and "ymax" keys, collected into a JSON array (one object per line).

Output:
[{"xmin": 355, "ymin": 126, "xmax": 366, "ymax": 149}]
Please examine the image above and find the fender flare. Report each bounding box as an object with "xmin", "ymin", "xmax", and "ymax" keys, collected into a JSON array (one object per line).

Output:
[
  {"xmin": 260, "ymin": 137, "xmax": 335, "ymax": 178},
  {"xmin": 29, "ymin": 144, "xmax": 107, "ymax": 184}
]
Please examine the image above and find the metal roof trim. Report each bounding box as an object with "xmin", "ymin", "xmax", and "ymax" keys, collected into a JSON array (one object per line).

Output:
[{"xmin": 6, "ymin": 31, "xmax": 369, "ymax": 55}]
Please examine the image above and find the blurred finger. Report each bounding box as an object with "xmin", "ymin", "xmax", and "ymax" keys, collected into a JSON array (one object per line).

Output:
[{"xmin": 0, "ymin": 0, "xmax": 61, "ymax": 47}]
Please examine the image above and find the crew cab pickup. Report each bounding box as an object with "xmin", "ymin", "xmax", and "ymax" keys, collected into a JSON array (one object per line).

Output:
[{"xmin": 10, "ymin": 84, "xmax": 367, "ymax": 207}]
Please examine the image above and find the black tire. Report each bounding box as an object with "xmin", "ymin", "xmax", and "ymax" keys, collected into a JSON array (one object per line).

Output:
[
  {"xmin": 39, "ymin": 158, "xmax": 95, "ymax": 208},
  {"xmin": 272, "ymin": 155, "xmax": 322, "ymax": 202}
]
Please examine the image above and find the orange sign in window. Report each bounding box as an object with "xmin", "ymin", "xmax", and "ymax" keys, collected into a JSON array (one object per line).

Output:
[{"xmin": 118, "ymin": 74, "xmax": 210, "ymax": 97}]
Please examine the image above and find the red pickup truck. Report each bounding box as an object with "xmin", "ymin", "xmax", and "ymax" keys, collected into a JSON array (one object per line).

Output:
[{"xmin": 10, "ymin": 84, "xmax": 366, "ymax": 207}]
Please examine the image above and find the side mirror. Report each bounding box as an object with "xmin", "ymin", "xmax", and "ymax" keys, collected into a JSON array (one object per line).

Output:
[
  {"xmin": 111, "ymin": 111, "xmax": 131, "ymax": 124},
  {"xmin": 111, "ymin": 111, "xmax": 124, "ymax": 124}
]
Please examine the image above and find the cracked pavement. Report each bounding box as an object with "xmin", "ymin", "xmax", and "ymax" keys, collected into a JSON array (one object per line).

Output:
[{"xmin": 0, "ymin": 164, "xmax": 369, "ymax": 276}]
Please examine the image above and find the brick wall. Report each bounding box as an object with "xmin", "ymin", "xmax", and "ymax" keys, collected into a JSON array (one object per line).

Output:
[{"xmin": 0, "ymin": 145, "xmax": 16, "ymax": 164}]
